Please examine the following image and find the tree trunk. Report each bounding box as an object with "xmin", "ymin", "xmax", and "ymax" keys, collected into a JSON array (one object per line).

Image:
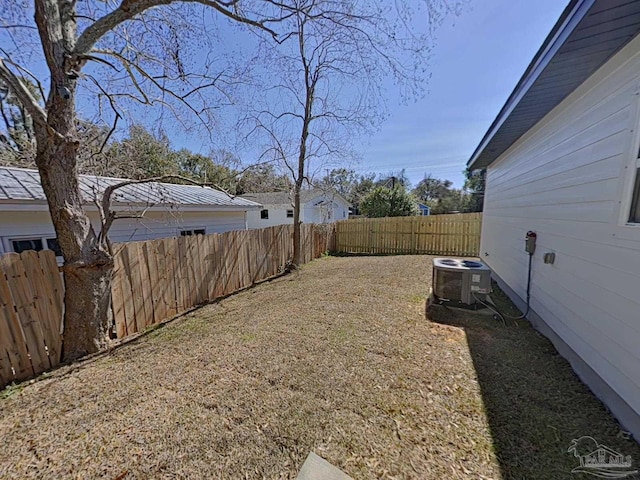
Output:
[
  {"xmin": 60, "ymin": 256, "xmax": 113, "ymax": 360},
  {"xmin": 35, "ymin": 131, "xmax": 113, "ymax": 362},
  {"xmin": 30, "ymin": 0, "xmax": 114, "ymax": 361},
  {"xmin": 292, "ymin": 182, "xmax": 302, "ymax": 266},
  {"xmin": 291, "ymin": 16, "xmax": 314, "ymax": 268}
]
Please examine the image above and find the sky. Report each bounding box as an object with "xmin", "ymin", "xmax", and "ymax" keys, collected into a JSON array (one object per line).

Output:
[
  {"xmin": 0, "ymin": 0, "xmax": 569, "ymax": 190},
  {"xmin": 360, "ymin": 0, "xmax": 568, "ymax": 189}
]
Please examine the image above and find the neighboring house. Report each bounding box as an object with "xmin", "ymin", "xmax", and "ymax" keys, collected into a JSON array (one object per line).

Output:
[
  {"xmin": 241, "ymin": 189, "xmax": 350, "ymax": 228},
  {"xmin": 467, "ymin": 1, "xmax": 640, "ymax": 438},
  {"xmin": 417, "ymin": 203, "xmax": 431, "ymax": 216},
  {"xmin": 0, "ymin": 167, "xmax": 261, "ymax": 259}
]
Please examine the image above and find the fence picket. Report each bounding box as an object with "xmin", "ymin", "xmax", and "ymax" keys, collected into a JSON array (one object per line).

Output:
[
  {"xmin": 111, "ymin": 246, "xmax": 127, "ymax": 338},
  {"xmin": 22, "ymin": 251, "xmax": 61, "ymax": 365},
  {"xmin": 334, "ymin": 213, "xmax": 481, "ymax": 256},
  {"xmin": 0, "ymin": 262, "xmax": 33, "ymax": 381},
  {"xmin": 2, "ymin": 254, "xmax": 52, "ymax": 374}
]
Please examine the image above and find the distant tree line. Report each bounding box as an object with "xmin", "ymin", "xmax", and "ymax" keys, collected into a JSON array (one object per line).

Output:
[
  {"xmin": 1, "ymin": 96, "xmax": 484, "ymax": 215},
  {"xmin": 318, "ymin": 167, "xmax": 485, "ymax": 217},
  {"xmin": 0, "ymin": 119, "xmax": 291, "ymax": 195}
]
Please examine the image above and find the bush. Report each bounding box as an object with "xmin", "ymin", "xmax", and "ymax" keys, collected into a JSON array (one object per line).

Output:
[{"xmin": 360, "ymin": 186, "xmax": 419, "ymax": 217}]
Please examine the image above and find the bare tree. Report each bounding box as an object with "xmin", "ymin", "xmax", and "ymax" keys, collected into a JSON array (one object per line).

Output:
[
  {"xmin": 0, "ymin": 0, "xmax": 292, "ymax": 361},
  {"xmin": 242, "ymin": 0, "xmax": 459, "ymax": 266}
]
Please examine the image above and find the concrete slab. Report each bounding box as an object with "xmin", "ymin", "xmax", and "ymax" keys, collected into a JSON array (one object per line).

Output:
[{"xmin": 296, "ymin": 452, "xmax": 353, "ymax": 480}]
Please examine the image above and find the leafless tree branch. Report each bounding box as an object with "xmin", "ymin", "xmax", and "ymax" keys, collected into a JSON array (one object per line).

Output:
[
  {"xmin": 84, "ymin": 74, "xmax": 122, "ymax": 156},
  {"xmin": 0, "ymin": 59, "xmax": 46, "ymax": 126},
  {"xmin": 73, "ymin": 0, "xmax": 280, "ymax": 59}
]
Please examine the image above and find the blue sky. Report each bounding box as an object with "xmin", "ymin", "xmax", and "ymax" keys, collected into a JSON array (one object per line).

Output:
[
  {"xmin": 361, "ymin": 0, "xmax": 568, "ymax": 188},
  {"xmin": 1, "ymin": 0, "xmax": 568, "ymax": 190}
]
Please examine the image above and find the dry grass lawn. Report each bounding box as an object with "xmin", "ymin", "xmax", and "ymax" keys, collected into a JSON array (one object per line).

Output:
[{"xmin": 0, "ymin": 255, "xmax": 638, "ymax": 479}]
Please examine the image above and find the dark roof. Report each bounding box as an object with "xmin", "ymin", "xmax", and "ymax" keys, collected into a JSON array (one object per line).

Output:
[
  {"xmin": 0, "ymin": 167, "xmax": 261, "ymax": 209},
  {"xmin": 240, "ymin": 188, "xmax": 350, "ymax": 207},
  {"xmin": 468, "ymin": 0, "xmax": 640, "ymax": 170}
]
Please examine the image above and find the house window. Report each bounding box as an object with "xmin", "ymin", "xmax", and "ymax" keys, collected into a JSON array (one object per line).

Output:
[
  {"xmin": 12, "ymin": 238, "xmax": 43, "ymax": 254},
  {"xmin": 46, "ymin": 238, "xmax": 63, "ymax": 256},
  {"xmin": 261, "ymin": 209, "xmax": 269, "ymax": 219},
  {"xmin": 286, "ymin": 209, "xmax": 294, "ymax": 218},
  {"xmin": 180, "ymin": 228, "xmax": 206, "ymax": 236},
  {"xmin": 10, "ymin": 236, "xmax": 62, "ymax": 257}
]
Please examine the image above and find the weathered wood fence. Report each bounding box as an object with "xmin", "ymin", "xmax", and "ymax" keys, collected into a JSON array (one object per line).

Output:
[
  {"xmin": 334, "ymin": 213, "xmax": 482, "ymax": 256},
  {"xmin": 0, "ymin": 216, "xmax": 480, "ymax": 388},
  {"xmin": 0, "ymin": 251, "xmax": 64, "ymax": 386},
  {"xmin": 111, "ymin": 223, "xmax": 332, "ymax": 337},
  {"xmin": 0, "ymin": 223, "xmax": 333, "ymax": 388}
]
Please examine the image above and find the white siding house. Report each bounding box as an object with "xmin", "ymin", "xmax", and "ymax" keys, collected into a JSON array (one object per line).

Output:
[
  {"xmin": 468, "ymin": 1, "xmax": 640, "ymax": 439},
  {"xmin": 241, "ymin": 189, "xmax": 350, "ymax": 229},
  {"xmin": 469, "ymin": 0, "xmax": 640, "ymax": 438},
  {"xmin": 0, "ymin": 167, "xmax": 261, "ymax": 258}
]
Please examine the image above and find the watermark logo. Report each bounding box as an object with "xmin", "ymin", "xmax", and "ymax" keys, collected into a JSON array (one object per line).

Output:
[{"xmin": 568, "ymin": 436, "xmax": 637, "ymax": 478}]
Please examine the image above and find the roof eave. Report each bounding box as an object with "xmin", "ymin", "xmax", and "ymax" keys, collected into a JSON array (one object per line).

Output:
[{"xmin": 467, "ymin": 0, "xmax": 593, "ymax": 170}]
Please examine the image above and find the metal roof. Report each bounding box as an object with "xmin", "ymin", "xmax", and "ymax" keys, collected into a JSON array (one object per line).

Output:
[
  {"xmin": 240, "ymin": 188, "xmax": 350, "ymax": 207},
  {"xmin": 468, "ymin": 0, "xmax": 640, "ymax": 170},
  {"xmin": 0, "ymin": 167, "xmax": 261, "ymax": 209}
]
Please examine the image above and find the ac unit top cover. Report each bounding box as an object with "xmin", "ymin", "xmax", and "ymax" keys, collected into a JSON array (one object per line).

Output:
[{"xmin": 432, "ymin": 258, "xmax": 491, "ymax": 272}]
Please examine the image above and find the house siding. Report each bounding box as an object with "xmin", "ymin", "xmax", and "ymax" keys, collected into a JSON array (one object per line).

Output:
[
  {"xmin": 0, "ymin": 210, "xmax": 247, "ymax": 255},
  {"xmin": 303, "ymin": 196, "xmax": 349, "ymax": 224},
  {"xmin": 482, "ymin": 34, "xmax": 640, "ymax": 435},
  {"xmin": 246, "ymin": 204, "xmax": 296, "ymax": 229},
  {"xmin": 245, "ymin": 195, "xmax": 349, "ymax": 229}
]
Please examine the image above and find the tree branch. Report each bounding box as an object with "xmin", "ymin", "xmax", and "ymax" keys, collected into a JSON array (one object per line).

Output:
[
  {"xmin": 73, "ymin": 0, "xmax": 279, "ymax": 58},
  {"xmin": 97, "ymin": 173, "xmax": 239, "ymax": 244},
  {"xmin": 101, "ymin": 174, "xmax": 235, "ymax": 220},
  {"xmin": 84, "ymin": 74, "xmax": 122, "ymax": 156},
  {"xmin": 0, "ymin": 59, "xmax": 46, "ymax": 127}
]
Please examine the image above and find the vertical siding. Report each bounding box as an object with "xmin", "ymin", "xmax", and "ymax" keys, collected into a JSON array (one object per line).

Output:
[{"xmin": 482, "ymin": 36, "xmax": 640, "ymax": 421}]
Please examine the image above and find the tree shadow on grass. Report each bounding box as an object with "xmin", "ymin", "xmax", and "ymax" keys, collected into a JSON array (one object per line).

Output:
[{"xmin": 427, "ymin": 302, "xmax": 640, "ymax": 480}]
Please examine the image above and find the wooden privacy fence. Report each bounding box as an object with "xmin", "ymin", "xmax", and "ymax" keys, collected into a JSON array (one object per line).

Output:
[
  {"xmin": 0, "ymin": 250, "xmax": 64, "ymax": 387},
  {"xmin": 0, "ymin": 215, "xmax": 478, "ymax": 388},
  {"xmin": 111, "ymin": 223, "xmax": 333, "ymax": 337},
  {"xmin": 0, "ymin": 223, "xmax": 333, "ymax": 388},
  {"xmin": 334, "ymin": 213, "xmax": 482, "ymax": 256}
]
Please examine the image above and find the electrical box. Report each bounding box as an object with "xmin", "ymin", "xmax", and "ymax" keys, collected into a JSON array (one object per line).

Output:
[
  {"xmin": 432, "ymin": 258, "xmax": 492, "ymax": 306},
  {"xmin": 525, "ymin": 231, "xmax": 537, "ymax": 254}
]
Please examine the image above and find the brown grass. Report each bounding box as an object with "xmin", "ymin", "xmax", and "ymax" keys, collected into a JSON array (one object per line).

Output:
[{"xmin": 0, "ymin": 255, "xmax": 637, "ymax": 479}]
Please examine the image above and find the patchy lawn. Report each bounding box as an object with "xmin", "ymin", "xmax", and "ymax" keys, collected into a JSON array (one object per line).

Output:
[{"xmin": 0, "ymin": 255, "xmax": 638, "ymax": 479}]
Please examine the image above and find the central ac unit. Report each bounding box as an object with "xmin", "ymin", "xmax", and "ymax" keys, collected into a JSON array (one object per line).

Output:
[{"xmin": 432, "ymin": 258, "xmax": 491, "ymax": 307}]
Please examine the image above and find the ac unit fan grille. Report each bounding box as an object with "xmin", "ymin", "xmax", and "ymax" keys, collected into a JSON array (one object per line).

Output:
[{"xmin": 434, "ymin": 269, "xmax": 464, "ymax": 301}]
